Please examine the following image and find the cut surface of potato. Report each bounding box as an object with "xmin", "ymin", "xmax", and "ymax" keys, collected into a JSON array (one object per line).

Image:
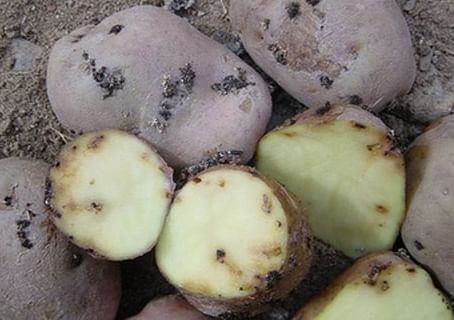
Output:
[
  {"xmin": 257, "ymin": 109, "xmax": 405, "ymax": 258},
  {"xmin": 156, "ymin": 166, "xmax": 312, "ymax": 316},
  {"xmin": 47, "ymin": 129, "xmax": 174, "ymax": 261},
  {"xmin": 294, "ymin": 253, "xmax": 453, "ymax": 320}
]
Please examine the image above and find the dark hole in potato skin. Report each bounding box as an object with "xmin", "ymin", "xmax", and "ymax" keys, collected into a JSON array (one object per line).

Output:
[
  {"xmin": 352, "ymin": 122, "xmax": 366, "ymax": 129},
  {"xmin": 349, "ymin": 95, "xmax": 363, "ymax": 106},
  {"xmin": 216, "ymin": 249, "xmax": 226, "ymax": 263},
  {"xmin": 320, "ymin": 76, "xmax": 334, "ymax": 89},
  {"xmin": 70, "ymin": 252, "xmax": 84, "ymax": 268},
  {"xmin": 315, "ymin": 102, "xmax": 332, "ymax": 115},
  {"xmin": 286, "ymin": 2, "xmax": 301, "ymax": 19},
  {"xmin": 3, "ymin": 196, "xmax": 13, "ymax": 206},
  {"xmin": 375, "ymin": 205, "xmax": 389, "ymax": 214},
  {"xmin": 414, "ymin": 240, "xmax": 425, "ymax": 250},
  {"xmin": 306, "ymin": 0, "xmax": 322, "ymax": 6},
  {"xmin": 109, "ymin": 24, "xmax": 124, "ymax": 35}
]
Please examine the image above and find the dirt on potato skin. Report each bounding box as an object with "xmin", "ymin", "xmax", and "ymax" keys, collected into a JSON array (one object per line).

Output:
[{"xmin": 0, "ymin": 0, "xmax": 452, "ymax": 319}]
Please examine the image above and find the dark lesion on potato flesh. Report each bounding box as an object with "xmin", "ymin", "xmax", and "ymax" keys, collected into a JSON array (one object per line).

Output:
[
  {"xmin": 286, "ymin": 2, "xmax": 301, "ymax": 19},
  {"xmin": 87, "ymin": 134, "xmax": 105, "ymax": 149},
  {"xmin": 109, "ymin": 24, "xmax": 124, "ymax": 35},
  {"xmin": 82, "ymin": 52, "xmax": 125, "ymax": 99},
  {"xmin": 265, "ymin": 270, "xmax": 282, "ymax": 289},
  {"xmin": 216, "ymin": 249, "xmax": 226, "ymax": 263},
  {"xmin": 262, "ymin": 194, "xmax": 273, "ymax": 214},
  {"xmin": 211, "ymin": 68, "xmax": 256, "ymax": 95},
  {"xmin": 177, "ymin": 150, "xmax": 243, "ymax": 186},
  {"xmin": 151, "ymin": 64, "xmax": 196, "ymax": 133},
  {"xmin": 364, "ymin": 262, "xmax": 392, "ymax": 286}
]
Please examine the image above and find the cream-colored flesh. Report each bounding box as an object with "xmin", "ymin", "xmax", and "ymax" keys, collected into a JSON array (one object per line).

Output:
[
  {"xmin": 257, "ymin": 121, "xmax": 405, "ymax": 258},
  {"xmin": 156, "ymin": 169, "xmax": 288, "ymax": 299},
  {"xmin": 49, "ymin": 130, "xmax": 173, "ymax": 261},
  {"xmin": 313, "ymin": 262, "xmax": 453, "ymax": 320}
]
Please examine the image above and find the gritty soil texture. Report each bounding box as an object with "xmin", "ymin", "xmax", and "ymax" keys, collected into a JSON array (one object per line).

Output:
[{"xmin": 0, "ymin": 0, "xmax": 453, "ymax": 319}]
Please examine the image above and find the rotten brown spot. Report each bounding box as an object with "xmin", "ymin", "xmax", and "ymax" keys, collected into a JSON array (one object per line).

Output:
[
  {"xmin": 352, "ymin": 122, "xmax": 366, "ymax": 129},
  {"xmin": 193, "ymin": 177, "xmax": 202, "ymax": 184},
  {"xmin": 262, "ymin": 247, "xmax": 282, "ymax": 257},
  {"xmin": 349, "ymin": 95, "xmax": 363, "ymax": 106},
  {"xmin": 109, "ymin": 24, "xmax": 124, "ymax": 35},
  {"xmin": 367, "ymin": 143, "xmax": 382, "ymax": 152},
  {"xmin": 277, "ymin": 220, "xmax": 283, "ymax": 228},
  {"xmin": 218, "ymin": 180, "xmax": 226, "ymax": 187},
  {"xmin": 283, "ymin": 131, "xmax": 297, "ymax": 138},
  {"xmin": 375, "ymin": 205, "xmax": 389, "ymax": 214},
  {"xmin": 414, "ymin": 240, "xmax": 425, "ymax": 251},
  {"xmin": 90, "ymin": 202, "xmax": 103, "ymax": 212},
  {"xmin": 306, "ymin": 0, "xmax": 321, "ymax": 5},
  {"xmin": 216, "ymin": 249, "xmax": 226, "ymax": 263},
  {"xmin": 262, "ymin": 194, "xmax": 273, "ymax": 214},
  {"xmin": 406, "ymin": 267, "xmax": 416, "ymax": 273},
  {"xmin": 265, "ymin": 271, "xmax": 282, "ymax": 289},
  {"xmin": 316, "ymin": 102, "xmax": 332, "ymax": 116},
  {"xmin": 380, "ymin": 280, "xmax": 390, "ymax": 291},
  {"xmin": 70, "ymin": 252, "xmax": 84, "ymax": 268},
  {"xmin": 320, "ymin": 76, "xmax": 334, "ymax": 89},
  {"xmin": 286, "ymin": 2, "xmax": 301, "ymax": 19},
  {"xmin": 366, "ymin": 262, "xmax": 391, "ymax": 286},
  {"xmin": 72, "ymin": 145, "xmax": 78, "ymax": 151},
  {"xmin": 87, "ymin": 135, "xmax": 105, "ymax": 149}
]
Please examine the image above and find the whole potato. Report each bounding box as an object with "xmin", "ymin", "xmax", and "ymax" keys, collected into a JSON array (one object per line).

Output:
[
  {"xmin": 128, "ymin": 295, "xmax": 208, "ymax": 320},
  {"xmin": 0, "ymin": 158, "xmax": 121, "ymax": 319},
  {"xmin": 230, "ymin": 0, "xmax": 416, "ymax": 112},
  {"xmin": 47, "ymin": 5, "xmax": 272, "ymax": 168},
  {"xmin": 402, "ymin": 114, "xmax": 454, "ymax": 297}
]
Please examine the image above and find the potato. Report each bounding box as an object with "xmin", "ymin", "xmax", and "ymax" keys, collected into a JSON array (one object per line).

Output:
[
  {"xmin": 128, "ymin": 295, "xmax": 208, "ymax": 320},
  {"xmin": 256, "ymin": 104, "xmax": 406, "ymax": 258},
  {"xmin": 0, "ymin": 158, "xmax": 121, "ymax": 319},
  {"xmin": 402, "ymin": 114, "xmax": 454, "ymax": 297},
  {"xmin": 46, "ymin": 129, "xmax": 175, "ymax": 261},
  {"xmin": 156, "ymin": 166, "xmax": 313, "ymax": 317},
  {"xmin": 229, "ymin": 0, "xmax": 416, "ymax": 112},
  {"xmin": 47, "ymin": 5, "xmax": 272, "ymax": 169},
  {"xmin": 293, "ymin": 252, "xmax": 453, "ymax": 320}
]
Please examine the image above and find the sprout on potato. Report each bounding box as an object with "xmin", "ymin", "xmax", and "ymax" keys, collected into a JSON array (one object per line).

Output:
[
  {"xmin": 156, "ymin": 166, "xmax": 313, "ymax": 317},
  {"xmin": 229, "ymin": 0, "xmax": 416, "ymax": 112},
  {"xmin": 256, "ymin": 105, "xmax": 406, "ymax": 258},
  {"xmin": 0, "ymin": 158, "xmax": 121, "ymax": 319},
  {"xmin": 46, "ymin": 129, "xmax": 175, "ymax": 261}
]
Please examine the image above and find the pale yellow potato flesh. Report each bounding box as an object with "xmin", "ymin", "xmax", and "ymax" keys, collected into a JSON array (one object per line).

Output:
[
  {"xmin": 156, "ymin": 169, "xmax": 288, "ymax": 299},
  {"xmin": 49, "ymin": 130, "xmax": 173, "ymax": 261},
  {"xmin": 256, "ymin": 121, "xmax": 405, "ymax": 258},
  {"xmin": 307, "ymin": 260, "xmax": 453, "ymax": 320}
]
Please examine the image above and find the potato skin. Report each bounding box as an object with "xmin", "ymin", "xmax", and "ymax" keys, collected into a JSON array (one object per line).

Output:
[
  {"xmin": 128, "ymin": 295, "xmax": 208, "ymax": 320},
  {"xmin": 47, "ymin": 5, "xmax": 272, "ymax": 168},
  {"xmin": 230, "ymin": 0, "xmax": 416, "ymax": 112},
  {"xmin": 402, "ymin": 115, "xmax": 454, "ymax": 297},
  {"xmin": 166, "ymin": 165, "xmax": 313, "ymax": 317},
  {"xmin": 0, "ymin": 158, "xmax": 121, "ymax": 319}
]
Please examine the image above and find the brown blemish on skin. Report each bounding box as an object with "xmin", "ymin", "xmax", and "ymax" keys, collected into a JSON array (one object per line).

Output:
[
  {"xmin": 406, "ymin": 267, "xmax": 416, "ymax": 273},
  {"xmin": 239, "ymin": 98, "xmax": 252, "ymax": 113},
  {"xmin": 262, "ymin": 194, "xmax": 273, "ymax": 214},
  {"xmin": 109, "ymin": 24, "xmax": 124, "ymax": 35},
  {"xmin": 380, "ymin": 280, "xmax": 390, "ymax": 291},
  {"xmin": 365, "ymin": 262, "xmax": 392, "ymax": 286},
  {"xmin": 414, "ymin": 240, "xmax": 425, "ymax": 251},
  {"xmin": 352, "ymin": 121, "xmax": 366, "ymax": 129},
  {"xmin": 407, "ymin": 145, "xmax": 429, "ymax": 161},
  {"xmin": 87, "ymin": 134, "xmax": 105, "ymax": 149},
  {"xmin": 375, "ymin": 205, "xmax": 389, "ymax": 214}
]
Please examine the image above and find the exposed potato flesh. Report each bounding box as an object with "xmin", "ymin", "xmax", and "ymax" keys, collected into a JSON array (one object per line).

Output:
[
  {"xmin": 156, "ymin": 166, "xmax": 312, "ymax": 317},
  {"xmin": 256, "ymin": 107, "xmax": 405, "ymax": 258},
  {"xmin": 47, "ymin": 129, "xmax": 174, "ymax": 261},
  {"xmin": 294, "ymin": 253, "xmax": 453, "ymax": 320}
]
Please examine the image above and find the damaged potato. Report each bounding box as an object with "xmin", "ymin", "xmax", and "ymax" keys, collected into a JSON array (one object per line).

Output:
[
  {"xmin": 256, "ymin": 105, "xmax": 406, "ymax": 258},
  {"xmin": 47, "ymin": 5, "xmax": 272, "ymax": 168},
  {"xmin": 294, "ymin": 252, "xmax": 454, "ymax": 320},
  {"xmin": 128, "ymin": 295, "xmax": 208, "ymax": 320},
  {"xmin": 229, "ymin": 0, "xmax": 416, "ymax": 112},
  {"xmin": 156, "ymin": 166, "xmax": 312, "ymax": 317},
  {"xmin": 0, "ymin": 158, "xmax": 121, "ymax": 319},
  {"xmin": 402, "ymin": 115, "xmax": 454, "ymax": 297},
  {"xmin": 46, "ymin": 129, "xmax": 175, "ymax": 261}
]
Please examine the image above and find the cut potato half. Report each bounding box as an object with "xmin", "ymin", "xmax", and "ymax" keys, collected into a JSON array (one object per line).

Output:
[
  {"xmin": 256, "ymin": 105, "xmax": 405, "ymax": 258},
  {"xmin": 294, "ymin": 252, "xmax": 454, "ymax": 320},
  {"xmin": 156, "ymin": 166, "xmax": 312, "ymax": 317},
  {"xmin": 47, "ymin": 129, "xmax": 175, "ymax": 261}
]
